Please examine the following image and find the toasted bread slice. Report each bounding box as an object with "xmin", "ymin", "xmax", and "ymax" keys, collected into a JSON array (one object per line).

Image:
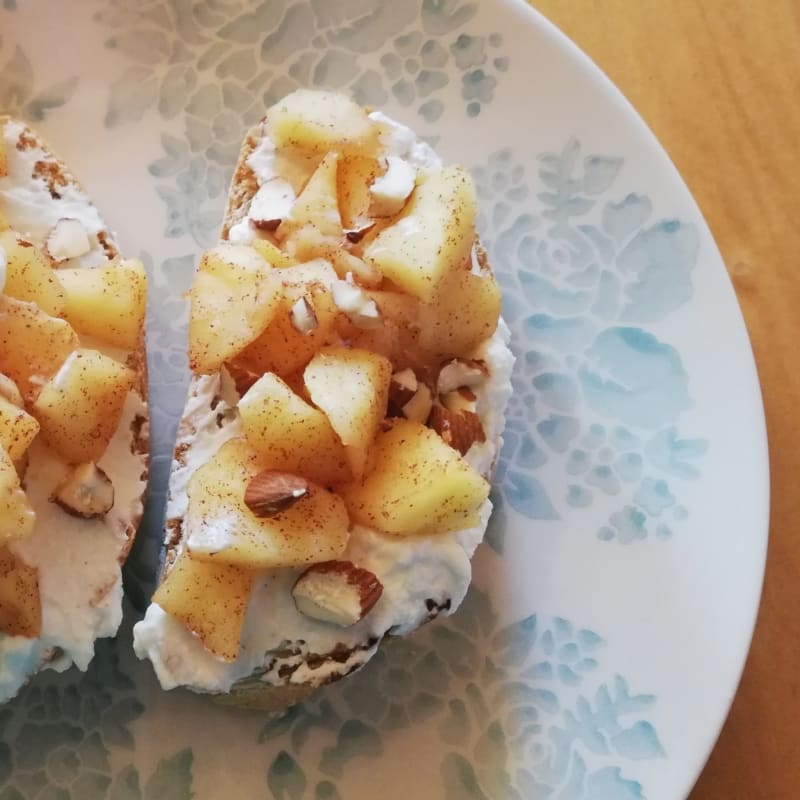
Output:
[
  {"xmin": 0, "ymin": 117, "xmax": 149, "ymax": 702},
  {"xmin": 133, "ymin": 91, "xmax": 514, "ymax": 710}
]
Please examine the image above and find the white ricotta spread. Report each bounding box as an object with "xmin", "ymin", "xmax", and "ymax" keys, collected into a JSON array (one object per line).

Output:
[
  {"xmin": 133, "ymin": 111, "xmax": 514, "ymax": 694},
  {"xmin": 0, "ymin": 119, "xmax": 148, "ymax": 702}
]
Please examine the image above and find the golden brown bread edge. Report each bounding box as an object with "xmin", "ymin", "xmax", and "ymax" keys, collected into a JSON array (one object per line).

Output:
[
  {"xmin": 0, "ymin": 116, "xmax": 150, "ymax": 675},
  {"xmin": 162, "ymin": 118, "xmax": 493, "ymax": 711}
]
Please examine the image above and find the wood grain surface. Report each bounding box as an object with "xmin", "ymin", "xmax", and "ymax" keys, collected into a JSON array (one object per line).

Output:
[{"xmin": 528, "ymin": 2, "xmax": 800, "ymax": 798}]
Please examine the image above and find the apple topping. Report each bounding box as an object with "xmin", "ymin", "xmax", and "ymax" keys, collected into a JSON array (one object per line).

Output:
[
  {"xmin": 53, "ymin": 462, "xmax": 115, "ymax": 519},
  {"xmin": 292, "ymin": 560, "xmax": 383, "ymax": 627},
  {"xmin": 45, "ymin": 218, "xmax": 92, "ymax": 263}
]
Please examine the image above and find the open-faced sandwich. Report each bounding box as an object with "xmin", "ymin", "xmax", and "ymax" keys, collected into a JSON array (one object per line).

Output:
[
  {"xmin": 133, "ymin": 90, "xmax": 514, "ymax": 709},
  {"xmin": 0, "ymin": 117, "xmax": 149, "ymax": 702}
]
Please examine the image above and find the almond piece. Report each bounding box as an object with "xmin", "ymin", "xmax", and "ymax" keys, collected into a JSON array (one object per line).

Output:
[
  {"xmin": 248, "ymin": 178, "xmax": 296, "ymax": 231},
  {"xmin": 437, "ymin": 358, "xmax": 488, "ymax": 395},
  {"xmin": 244, "ymin": 470, "xmax": 308, "ymax": 517},
  {"xmin": 344, "ymin": 220, "xmax": 376, "ymax": 243},
  {"xmin": 402, "ymin": 383, "xmax": 433, "ymax": 424},
  {"xmin": 45, "ymin": 218, "xmax": 92, "ymax": 263},
  {"xmin": 292, "ymin": 561, "xmax": 383, "ymax": 627},
  {"xmin": 428, "ymin": 405, "xmax": 486, "ymax": 456},
  {"xmin": 442, "ymin": 386, "xmax": 477, "ymax": 414},
  {"xmin": 369, "ymin": 156, "xmax": 416, "ymax": 217},
  {"xmin": 331, "ymin": 278, "xmax": 382, "ymax": 328},
  {"xmin": 388, "ymin": 368, "xmax": 418, "ymax": 412},
  {"xmin": 290, "ymin": 295, "xmax": 319, "ymax": 335},
  {"xmin": 53, "ymin": 463, "xmax": 114, "ymax": 519}
]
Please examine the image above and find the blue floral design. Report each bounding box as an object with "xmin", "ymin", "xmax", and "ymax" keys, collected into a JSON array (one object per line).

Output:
[
  {"xmin": 258, "ymin": 588, "xmax": 663, "ymax": 798},
  {"xmin": 0, "ymin": 632, "xmax": 194, "ymax": 799},
  {"xmin": 95, "ymin": 0, "xmax": 508, "ymax": 245},
  {"xmin": 474, "ymin": 143, "xmax": 707, "ymax": 546}
]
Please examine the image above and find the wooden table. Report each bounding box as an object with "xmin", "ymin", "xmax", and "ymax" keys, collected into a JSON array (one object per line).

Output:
[{"xmin": 529, "ymin": 2, "xmax": 800, "ymax": 797}]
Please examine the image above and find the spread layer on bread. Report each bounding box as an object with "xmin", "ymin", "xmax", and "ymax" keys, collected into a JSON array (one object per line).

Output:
[
  {"xmin": 133, "ymin": 91, "xmax": 513, "ymax": 697},
  {"xmin": 0, "ymin": 118, "xmax": 148, "ymax": 702}
]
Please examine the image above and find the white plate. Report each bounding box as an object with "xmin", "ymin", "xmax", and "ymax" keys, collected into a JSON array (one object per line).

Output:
[{"xmin": 1, "ymin": 1, "xmax": 768, "ymax": 798}]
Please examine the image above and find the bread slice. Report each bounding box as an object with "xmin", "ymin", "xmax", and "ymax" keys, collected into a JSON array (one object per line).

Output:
[
  {"xmin": 0, "ymin": 117, "xmax": 149, "ymax": 702},
  {"xmin": 133, "ymin": 93, "xmax": 514, "ymax": 710}
]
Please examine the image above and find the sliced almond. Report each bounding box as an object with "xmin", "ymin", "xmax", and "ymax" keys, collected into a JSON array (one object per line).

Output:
[
  {"xmin": 52, "ymin": 463, "xmax": 114, "ymax": 519},
  {"xmin": 248, "ymin": 178, "xmax": 296, "ymax": 231},
  {"xmin": 344, "ymin": 220, "xmax": 376, "ymax": 244},
  {"xmin": 45, "ymin": 218, "xmax": 92, "ymax": 263},
  {"xmin": 428, "ymin": 405, "xmax": 486, "ymax": 456},
  {"xmin": 402, "ymin": 383, "xmax": 433, "ymax": 424},
  {"xmin": 437, "ymin": 358, "xmax": 488, "ymax": 395},
  {"xmin": 244, "ymin": 470, "xmax": 308, "ymax": 517},
  {"xmin": 369, "ymin": 156, "xmax": 416, "ymax": 218},
  {"xmin": 289, "ymin": 295, "xmax": 319, "ymax": 335},
  {"xmin": 222, "ymin": 361, "xmax": 262, "ymax": 397},
  {"xmin": 292, "ymin": 560, "xmax": 383, "ymax": 627},
  {"xmin": 388, "ymin": 368, "xmax": 418, "ymax": 411},
  {"xmin": 442, "ymin": 386, "xmax": 477, "ymax": 414},
  {"xmin": 331, "ymin": 278, "xmax": 382, "ymax": 328}
]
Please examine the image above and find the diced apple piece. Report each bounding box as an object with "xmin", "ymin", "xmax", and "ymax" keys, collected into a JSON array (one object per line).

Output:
[
  {"xmin": 0, "ymin": 231, "xmax": 66, "ymax": 316},
  {"xmin": 0, "ymin": 296, "xmax": 79, "ymax": 400},
  {"xmin": 32, "ymin": 348, "xmax": 135, "ymax": 463},
  {"xmin": 251, "ymin": 238, "xmax": 295, "ymax": 268},
  {"xmin": 152, "ymin": 550, "xmax": 253, "ymax": 662},
  {"xmin": 337, "ymin": 154, "xmax": 383, "ymax": 230},
  {"xmin": 304, "ymin": 347, "xmax": 391, "ymax": 480},
  {"xmin": 267, "ymin": 89, "xmax": 379, "ymax": 156},
  {"xmin": 418, "ymin": 265, "xmax": 501, "ymax": 358},
  {"xmin": 185, "ymin": 438, "xmax": 350, "ymax": 569},
  {"xmin": 188, "ymin": 243, "xmax": 283, "ymax": 374},
  {"xmin": 239, "ymin": 372, "xmax": 350, "ymax": 486},
  {"xmin": 56, "ymin": 258, "xmax": 147, "ymax": 350},
  {"xmin": 0, "ymin": 446, "xmax": 35, "ymax": 545},
  {"xmin": 363, "ymin": 166, "xmax": 477, "ymax": 302},
  {"xmin": 0, "ymin": 396, "xmax": 39, "ymax": 462},
  {"xmin": 237, "ymin": 260, "xmax": 339, "ymax": 377},
  {"xmin": 340, "ymin": 418, "xmax": 489, "ymax": 536},
  {"xmin": 282, "ymin": 224, "xmax": 341, "ymax": 263},
  {"xmin": 280, "ymin": 152, "xmax": 342, "ymax": 241},
  {"xmin": 0, "ymin": 546, "xmax": 41, "ymax": 638}
]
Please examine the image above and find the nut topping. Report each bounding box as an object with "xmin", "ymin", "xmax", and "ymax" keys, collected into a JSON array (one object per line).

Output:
[
  {"xmin": 331, "ymin": 278, "xmax": 382, "ymax": 328},
  {"xmin": 437, "ymin": 358, "xmax": 488, "ymax": 395},
  {"xmin": 244, "ymin": 470, "xmax": 308, "ymax": 517},
  {"xmin": 402, "ymin": 383, "xmax": 433, "ymax": 424},
  {"xmin": 292, "ymin": 560, "xmax": 383, "ymax": 627},
  {"xmin": 344, "ymin": 220, "xmax": 376, "ymax": 243},
  {"xmin": 289, "ymin": 295, "xmax": 319, "ymax": 335},
  {"xmin": 388, "ymin": 368, "xmax": 418, "ymax": 410},
  {"xmin": 45, "ymin": 218, "xmax": 92, "ymax": 263},
  {"xmin": 53, "ymin": 463, "xmax": 115, "ymax": 519},
  {"xmin": 428, "ymin": 405, "xmax": 486, "ymax": 456},
  {"xmin": 442, "ymin": 386, "xmax": 477, "ymax": 414},
  {"xmin": 248, "ymin": 178, "xmax": 296, "ymax": 231}
]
